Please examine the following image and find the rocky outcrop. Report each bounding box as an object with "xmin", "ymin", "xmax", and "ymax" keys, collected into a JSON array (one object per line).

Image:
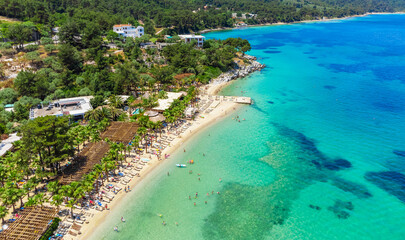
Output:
[{"xmin": 210, "ymin": 56, "xmax": 265, "ymax": 85}]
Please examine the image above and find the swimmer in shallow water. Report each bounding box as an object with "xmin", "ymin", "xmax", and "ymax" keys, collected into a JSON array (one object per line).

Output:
[{"xmin": 114, "ymin": 226, "xmax": 119, "ymax": 232}]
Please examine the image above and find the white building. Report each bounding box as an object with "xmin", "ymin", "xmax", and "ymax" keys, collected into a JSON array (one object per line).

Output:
[
  {"xmin": 152, "ymin": 92, "xmax": 186, "ymax": 112},
  {"xmin": 178, "ymin": 34, "xmax": 205, "ymax": 47},
  {"xmin": 30, "ymin": 96, "xmax": 93, "ymax": 120},
  {"xmin": 113, "ymin": 24, "xmax": 144, "ymax": 38}
]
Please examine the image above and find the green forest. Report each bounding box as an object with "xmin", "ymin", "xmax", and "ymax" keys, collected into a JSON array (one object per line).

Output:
[{"xmin": 0, "ymin": 0, "xmax": 404, "ymax": 33}]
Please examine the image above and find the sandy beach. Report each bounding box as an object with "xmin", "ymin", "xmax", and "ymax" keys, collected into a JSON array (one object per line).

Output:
[
  {"xmin": 198, "ymin": 12, "xmax": 405, "ymax": 34},
  {"xmin": 75, "ymin": 82, "xmax": 241, "ymax": 240}
]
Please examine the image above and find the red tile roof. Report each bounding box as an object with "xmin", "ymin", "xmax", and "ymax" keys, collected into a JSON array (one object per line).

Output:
[{"xmin": 114, "ymin": 24, "xmax": 132, "ymax": 27}]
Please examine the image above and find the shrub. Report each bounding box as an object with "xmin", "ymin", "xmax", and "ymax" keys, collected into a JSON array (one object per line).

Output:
[
  {"xmin": 39, "ymin": 217, "xmax": 61, "ymax": 240},
  {"xmin": 25, "ymin": 44, "xmax": 39, "ymax": 52}
]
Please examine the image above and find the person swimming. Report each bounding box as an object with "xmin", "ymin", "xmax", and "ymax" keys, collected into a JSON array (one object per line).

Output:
[
  {"xmin": 121, "ymin": 216, "xmax": 125, "ymax": 222},
  {"xmin": 114, "ymin": 226, "xmax": 119, "ymax": 232}
]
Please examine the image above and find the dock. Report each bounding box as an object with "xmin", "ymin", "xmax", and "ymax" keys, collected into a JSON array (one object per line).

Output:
[{"xmin": 234, "ymin": 97, "xmax": 252, "ymax": 104}]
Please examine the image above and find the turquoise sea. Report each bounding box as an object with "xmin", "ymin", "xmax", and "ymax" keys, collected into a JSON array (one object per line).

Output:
[{"xmin": 90, "ymin": 14, "xmax": 405, "ymax": 240}]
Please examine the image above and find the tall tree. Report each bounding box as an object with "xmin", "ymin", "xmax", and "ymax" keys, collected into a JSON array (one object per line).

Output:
[
  {"xmin": 82, "ymin": 22, "xmax": 103, "ymax": 49},
  {"xmin": 57, "ymin": 44, "xmax": 83, "ymax": 73},
  {"xmin": 7, "ymin": 23, "xmax": 33, "ymax": 49},
  {"xmin": 58, "ymin": 20, "xmax": 80, "ymax": 47}
]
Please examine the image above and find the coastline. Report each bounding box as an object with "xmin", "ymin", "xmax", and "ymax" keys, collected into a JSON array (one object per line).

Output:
[
  {"xmin": 80, "ymin": 13, "xmax": 405, "ymax": 240},
  {"xmin": 198, "ymin": 12, "xmax": 405, "ymax": 34},
  {"xmin": 79, "ymin": 80, "xmax": 243, "ymax": 240}
]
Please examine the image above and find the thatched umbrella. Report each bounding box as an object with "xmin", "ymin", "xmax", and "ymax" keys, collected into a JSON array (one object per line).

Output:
[
  {"xmin": 144, "ymin": 110, "xmax": 159, "ymax": 117},
  {"xmin": 149, "ymin": 114, "xmax": 166, "ymax": 123}
]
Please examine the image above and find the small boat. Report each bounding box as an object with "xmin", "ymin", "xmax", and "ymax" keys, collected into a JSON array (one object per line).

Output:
[{"xmin": 176, "ymin": 164, "xmax": 186, "ymax": 168}]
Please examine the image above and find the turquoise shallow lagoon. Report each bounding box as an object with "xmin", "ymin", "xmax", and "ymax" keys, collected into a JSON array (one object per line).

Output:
[{"xmin": 90, "ymin": 14, "xmax": 405, "ymax": 240}]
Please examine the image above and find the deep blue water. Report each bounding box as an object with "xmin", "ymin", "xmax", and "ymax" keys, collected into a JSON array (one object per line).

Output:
[{"xmin": 91, "ymin": 14, "xmax": 405, "ymax": 240}]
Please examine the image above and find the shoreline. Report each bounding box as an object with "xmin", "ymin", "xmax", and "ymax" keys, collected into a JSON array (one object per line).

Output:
[
  {"xmin": 199, "ymin": 12, "xmax": 405, "ymax": 34},
  {"xmin": 79, "ymin": 81, "xmax": 244, "ymax": 240}
]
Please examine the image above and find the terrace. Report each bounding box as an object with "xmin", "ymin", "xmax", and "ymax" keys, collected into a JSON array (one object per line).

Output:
[
  {"xmin": 0, "ymin": 207, "xmax": 57, "ymax": 240},
  {"xmin": 101, "ymin": 122, "xmax": 139, "ymax": 144},
  {"xmin": 59, "ymin": 122, "xmax": 139, "ymax": 184},
  {"xmin": 30, "ymin": 96, "xmax": 93, "ymax": 120},
  {"xmin": 59, "ymin": 141, "xmax": 110, "ymax": 184}
]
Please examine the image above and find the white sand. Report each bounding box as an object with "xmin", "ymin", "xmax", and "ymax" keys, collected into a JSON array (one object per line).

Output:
[{"xmin": 76, "ymin": 91, "xmax": 240, "ymax": 240}]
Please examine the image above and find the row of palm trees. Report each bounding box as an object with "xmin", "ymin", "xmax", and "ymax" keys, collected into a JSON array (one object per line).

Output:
[
  {"xmin": 47, "ymin": 140, "xmax": 129, "ymax": 218},
  {"xmin": 0, "ymin": 88, "xmax": 197, "ymax": 223}
]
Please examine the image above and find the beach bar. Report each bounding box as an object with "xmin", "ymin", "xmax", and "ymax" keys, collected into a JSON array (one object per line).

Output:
[
  {"xmin": 101, "ymin": 122, "xmax": 139, "ymax": 144},
  {"xmin": 60, "ymin": 141, "xmax": 110, "ymax": 184},
  {"xmin": 0, "ymin": 207, "xmax": 57, "ymax": 240}
]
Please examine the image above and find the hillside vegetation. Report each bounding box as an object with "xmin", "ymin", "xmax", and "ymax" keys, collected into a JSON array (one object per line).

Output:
[{"xmin": 0, "ymin": 0, "xmax": 404, "ymax": 33}]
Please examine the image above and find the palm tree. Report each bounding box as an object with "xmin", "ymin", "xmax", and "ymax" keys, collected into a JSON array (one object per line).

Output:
[
  {"xmin": 98, "ymin": 118, "xmax": 111, "ymax": 132},
  {"xmin": 85, "ymin": 109, "xmax": 102, "ymax": 121},
  {"xmin": 17, "ymin": 188, "xmax": 25, "ymax": 208},
  {"xmin": 2, "ymin": 185, "xmax": 19, "ymax": 212},
  {"xmin": 109, "ymin": 107, "xmax": 123, "ymax": 121},
  {"xmin": 137, "ymin": 127, "xmax": 148, "ymax": 152},
  {"xmin": 34, "ymin": 193, "xmax": 47, "ymax": 209},
  {"xmin": 23, "ymin": 180, "xmax": 36, "ymax": 198},
  {"xmin": 117, "ymin": 143, "xmax": 126, "ymax": 165},
  {"xmin": 155, "ymin": 121, "xmax": 163, "ymax": 137},
  {"xmin": 99, "ymin": 107, "xmax": 113, "ymax": 121},
  {"xmin": 101, "ymin": 157, "xmax": 115, "ymax": 181},
  {"xmin": 126, "ymin": 145, "xmax": 133, "ymax": 162},
  {"xmin": 0, "ymin": 164, "xmax": 8, "ymax": 187},
  {"xmin": 64, "ymin": 181, "xmax": 86, "ymax": 218},
  {"xmin": 25, "ymin": 197, "xmax": 38, "ymax": 208},
  {"xmin": 108, "ymin": 95, "xmax": 124, "ymax": 109},
  {"xmin": 51, "ymin": 193, "xmax": 64, "ymax": 211},
  {"xmin": 83, "ymin": 174, "xmax": 95, "ymax": 193},
  {"xmin": 47, "ymin": 181, "xmax": 59, "ymax": 197},
  {"xmin": 0, "ymin": 206, "xmax": 8, "ymax": 224},
  {"xmin": 93, "ymin": 164, "xmax": 104, "ymax": 187},
  {"xmin": 90, "ymin": 129, "xmax": 101, "ymax": 143}
]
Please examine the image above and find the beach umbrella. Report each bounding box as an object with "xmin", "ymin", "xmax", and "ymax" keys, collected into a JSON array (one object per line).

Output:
[
  {"xmin": 144, "ymin": 110, "xmax": 159, "ymax": 117},
  {"xmin": 150, "ymin": 114, "xmax": 166, "ymax": 123}
]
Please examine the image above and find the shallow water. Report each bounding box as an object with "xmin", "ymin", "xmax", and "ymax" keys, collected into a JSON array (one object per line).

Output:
[{"xmin": 90, "ymin": 14, "xmax": 405, "ymax": 240}]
